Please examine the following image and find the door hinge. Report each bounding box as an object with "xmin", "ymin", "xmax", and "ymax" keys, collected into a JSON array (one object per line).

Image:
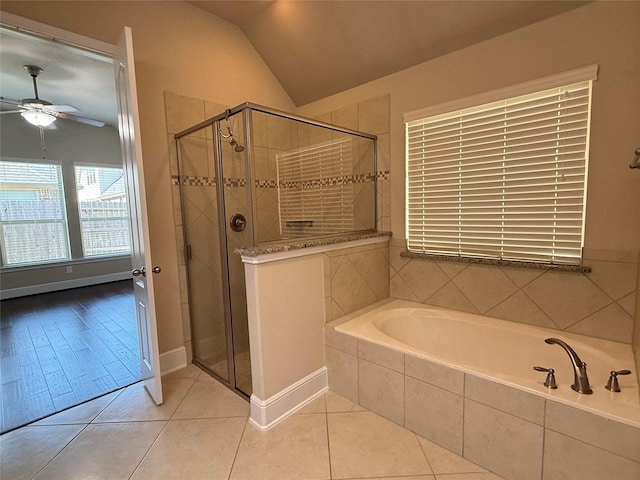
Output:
[{"xmin": 185, "ymin": 244, "xmax": 192, "ymax": 262}]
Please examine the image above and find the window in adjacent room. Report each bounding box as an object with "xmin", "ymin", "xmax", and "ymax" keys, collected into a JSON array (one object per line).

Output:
[
  {"xmin": 404, "ymin": 65, "xmax": 597, "ymax": 266},
  {"xmin": 75, "ymin": 165, "xmax": 131, "ymax": 257},
  {"xmin": 0, "ymin": 161, "xmax": 71, "ymax": 266}
]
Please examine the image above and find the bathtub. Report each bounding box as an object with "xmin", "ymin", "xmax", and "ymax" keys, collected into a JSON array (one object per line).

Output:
[
  {"xmin": 336, "ymin": 299, "xmax": 639, "ymax": 426},
  {"xmin": 327, "ymin": 298, "xmax": 640, "ymax": 480}
]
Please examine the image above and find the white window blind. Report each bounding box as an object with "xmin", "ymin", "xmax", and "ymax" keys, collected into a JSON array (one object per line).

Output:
[
  {"xmin": 405, "ymin": 79, "xmax": 593, "ymax": 265},
  {"xmin": 0, "ymin": 161, "xmax": 71, "ymax": 266},
  {"xmin": 75, "ymin": 165, "xmax": 131, "ymax": 257},
  {"xmin": 277, "ymin": 138, "xmax": 354, "ymax": 236}
]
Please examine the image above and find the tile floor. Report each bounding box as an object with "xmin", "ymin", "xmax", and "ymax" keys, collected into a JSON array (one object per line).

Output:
[{"xmin": 1, "ymin": 364, "xmax": 504, "ymax": 480}]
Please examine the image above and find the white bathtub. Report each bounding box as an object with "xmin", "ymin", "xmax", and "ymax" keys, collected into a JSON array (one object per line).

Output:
[{"xmin": 336, "ymin": 299, "xmax": 640, "ymax": 428}]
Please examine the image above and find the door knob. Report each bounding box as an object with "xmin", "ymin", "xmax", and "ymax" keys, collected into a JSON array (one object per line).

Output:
[
  {"xmin": 131, "ymin": 266, "xmax": 146, "ymax": 277},
  {"xmin": 152, "ymin": 266, "xmax": 161, "ymax": 274}
]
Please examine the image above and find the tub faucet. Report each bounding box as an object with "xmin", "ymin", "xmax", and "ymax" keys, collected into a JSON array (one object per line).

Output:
[{"xmin": 544, "ymin": 338, "xmax": 593, "ymax": 394}]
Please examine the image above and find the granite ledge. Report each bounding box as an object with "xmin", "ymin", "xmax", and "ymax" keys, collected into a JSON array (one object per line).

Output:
[{"xmin": 236, "ymin": 231, "xmax": 392, "ymax": 257}]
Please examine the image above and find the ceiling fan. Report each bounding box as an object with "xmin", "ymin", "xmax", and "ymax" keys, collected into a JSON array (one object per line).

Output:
[{"xmin": 0, "ymin": 65, "xmax": 105, "ymax": 128}]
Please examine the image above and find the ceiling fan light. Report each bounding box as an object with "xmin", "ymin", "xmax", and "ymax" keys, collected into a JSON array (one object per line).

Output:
[{"xmin": 21, "ymin": 110, "xmax": 56, "ymax": 127}]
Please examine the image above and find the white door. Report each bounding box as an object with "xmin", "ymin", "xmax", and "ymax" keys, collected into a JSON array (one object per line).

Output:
[{"xmin": 114, "ymin": 26, "xmax": 163, "ymax": 404}]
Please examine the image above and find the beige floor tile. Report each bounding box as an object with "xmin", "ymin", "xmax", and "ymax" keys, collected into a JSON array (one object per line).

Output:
[
  {"xmin": 0, "ymin": 425, "xmax": 85, "ymax": 480},
  {"xmin": 436, "ymin": 473, "xmax": 504, "ymax": 480},
  {"xmin": 34, "ymin": 389, "xmax": 123, "ymax": 426},
  {"xmin": 230, "ymin": 413, "xmax": 330, "ymax": 480},
  {"xmin": 328, "ymin": 411, "xmax": 432, "ymax": 479},
  {"xmin": 131, "ymin": 417, "xmax": 246, "ymax": 479},
  {"xmin": 418, "ymin": 437, "xmax": 486, "ymax": 474},
  {"xmin": 296, "ymin": 394, "xmax": 327, "ymax": 414},
  {"xmin": 162, "ymin": 363, "xmax": 203, "ymax": 380},
  {"xmin": 349, "ymin": 477, "xmax": 435, "ymax": 480},
  {"xmin": 33, "ymin": 422, "xmax": 165, "ymax": 480},
  {"xmin": 93, "ymin": 378, "xmax": 194, "ymax": 422},
  {"xmin": 172, "ymin": 376, "xmax": 249, "ymax": 419},
  {"xmin": 325, "ymin": 390, "xmax": 366, "ymax": 412}
]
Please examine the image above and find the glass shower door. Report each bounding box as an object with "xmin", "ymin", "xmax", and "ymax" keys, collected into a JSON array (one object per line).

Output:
[{"xmin": 178, "ymin": 127, "xmax": 230, "ymax": 382}]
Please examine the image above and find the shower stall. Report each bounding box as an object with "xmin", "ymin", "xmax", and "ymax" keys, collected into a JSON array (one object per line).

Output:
[{"xmin": 175, "ymin": 103, "xmax": 377, "ymax": 397}]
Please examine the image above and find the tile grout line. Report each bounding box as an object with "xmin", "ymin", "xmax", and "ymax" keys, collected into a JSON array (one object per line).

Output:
[
  {"xmin": 540, "ymin": 399, "xmax": 547, "ymax": 480},
  {"xmin": 323, "ymin": 394, "xmax": 334, "ymax": 480},
  {"xmin": 28, "ymin": 422, "xmax": 92, "ymax": 480},
  {"xmin": 226, "ymin": 414, "xmax": 250, "ymax": 480},
  {"xmin": 126, "ymin": 418, "xmax": 168, "ymax": 479}
]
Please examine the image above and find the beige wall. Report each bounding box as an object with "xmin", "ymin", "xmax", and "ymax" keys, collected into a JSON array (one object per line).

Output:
[
  {"xmin": 298, "ymin": 2, "xmax": 640, "ymax": 344},
  {"xmin": 1, "ymin": 1, "xmax": 294, "ymax": 352},
  {"xmin": 245, "ymin": 254, "xmax": 325, "ymax": 399},
  {"xmin": 298, "ymin": 2, "xmax": 640, "ymax": 251}
]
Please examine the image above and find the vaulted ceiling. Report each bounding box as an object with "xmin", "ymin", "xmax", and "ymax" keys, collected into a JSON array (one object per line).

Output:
[
  {"xmin": 188, "ymin": 1, "xmax": 588, "ymax": 106},
  {"xmin": 0, "ymin": 1, "xmax": 589, "ymax": 126}
]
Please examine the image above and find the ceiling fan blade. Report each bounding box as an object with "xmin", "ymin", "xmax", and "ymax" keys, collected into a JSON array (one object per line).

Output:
[
  {"xmin": 48, "ymin": 104, "xmax": 79, "ymax": 113},
  {"xmin": 56, "ymin": 111, "xmax": 105, "ymax": 127},
  {"xmin": 0, "ymin": 96, "xmax": 23, "ymax": 106}
]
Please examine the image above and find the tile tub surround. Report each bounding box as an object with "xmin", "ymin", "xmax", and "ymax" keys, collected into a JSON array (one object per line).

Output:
[
  {"xmin": 390, "ymin": 238, "xmax": 638, "ymax": 345},
  {"xmin": 325, "ymin": 308, "xmax": 640, "ymax": 480}
]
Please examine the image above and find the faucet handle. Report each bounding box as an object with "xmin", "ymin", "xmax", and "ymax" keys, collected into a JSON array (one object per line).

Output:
[
  {"xmin": 605, "ymin": 370, "xmax": 632, "ymax": 392},
  {"xmin": 534, "ymin": 366, "xmax": 558, "ymax": 389}
]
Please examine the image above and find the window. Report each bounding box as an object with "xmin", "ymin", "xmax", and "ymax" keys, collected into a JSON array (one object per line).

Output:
[
  {"xmin": 405, "ymin": 66, "xmax": 597, "ymax": 266},
  {"xmin": 277, "ymin": 137, "xmax": 355, "ymax": 235},
  {"xmin": 75, "ymin": 165, "xmax": 131, "ymax": 257},
  {"xmin": 0, "ymin": 161, "xmax": 70, "ymax": 265},
  {"xmin": 0, "ymin": 160, "xmax": 130, "ymax": 267}
]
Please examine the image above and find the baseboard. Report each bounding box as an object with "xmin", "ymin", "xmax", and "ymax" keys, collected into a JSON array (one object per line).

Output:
[
  {"xmin": 249, "ymin": 367, "xmax": 328, "ymax": 431},
  {"xmin": 0, "ymin": 271, "xmax": 131, "ymax": 300},
  {"xmin": 160, "ymin": 346, "xmax": 188, "ymax": 375}
]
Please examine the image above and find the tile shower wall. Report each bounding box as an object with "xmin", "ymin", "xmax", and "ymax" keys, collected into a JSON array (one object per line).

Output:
[
  {"xmin": 165, "ymin": 91, "xmax": 229, "ymax": 362},
  {"xmin": 390, "ymin": 237, "xmax": 638, "ymax": 344},
  {"xmin": 322, "ymin": 240, "xmax": 390, "ymax": 322},
  {"xmin": 253, "ymin": 104, "xmax": 382, "ymax": 243}
]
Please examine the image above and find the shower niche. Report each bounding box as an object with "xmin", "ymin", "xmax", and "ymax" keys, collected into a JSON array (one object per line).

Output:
[{"xmin": 175, "ymin": 103, "xmax": 377, "ymax": 397}]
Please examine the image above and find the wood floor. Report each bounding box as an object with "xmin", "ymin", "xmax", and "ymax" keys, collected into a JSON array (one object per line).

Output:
[{"xmin": 0, "ymin": 280, "xmax": 141, "ymax": 433}]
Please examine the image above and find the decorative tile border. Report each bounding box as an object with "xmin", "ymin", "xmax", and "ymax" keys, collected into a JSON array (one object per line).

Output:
[
  {"xmin": 224, "ymin": 177, "xmax": 246, "ymax": 188},
  {"xmin": 256, "ymin": 170, "xmax": 389, "ymax": 190},
  {"xmin": 172, "ymin": 171, "xmax": 389, "ymax": 190},
  {"xmin": 182, "ymin": 175, "xmax": 216, "ymax": 187},
  {"xmin": 171, "ymin": 175, "xmax": 247, "ymax": 187}
]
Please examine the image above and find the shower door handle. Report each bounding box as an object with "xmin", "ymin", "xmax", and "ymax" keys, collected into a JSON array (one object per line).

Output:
[{"xmin": 230, "ymin": 213, "xmax": 246, "ymax": 232}]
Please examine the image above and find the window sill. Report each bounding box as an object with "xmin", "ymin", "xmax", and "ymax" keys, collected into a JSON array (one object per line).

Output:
[
  {"xmin": 400, "ymin": 251, "xmax": 591, "ymax": 273},
  {"xmin": 1, "ymin": 255, "xmax": 131, "ymax": 272}
]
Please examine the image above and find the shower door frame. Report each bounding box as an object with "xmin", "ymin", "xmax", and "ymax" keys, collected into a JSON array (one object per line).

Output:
[{"xmin": 175, "ymin": 115, "xmax": 245, "ymax": 395}]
